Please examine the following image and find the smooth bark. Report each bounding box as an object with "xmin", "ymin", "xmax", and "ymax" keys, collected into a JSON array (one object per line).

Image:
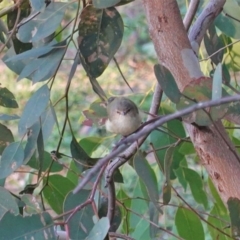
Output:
[{"xmin": 143, "ymin": 0, "xmax": 240, "ymax": 203}]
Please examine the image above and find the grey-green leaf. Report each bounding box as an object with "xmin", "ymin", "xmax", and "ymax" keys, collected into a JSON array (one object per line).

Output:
[
  {"xmin": 93, "ymin": 0, "xmax": 120, "ymax": 8},
  {"xmin": 18, "ymin": 84, "xmax": 50, "ymax": 136},
  {"xmin": 0, "ymin": 187, "xmax": 19, "ymax": 219},
  {"xmin": 133, "ymin": 152, "xmax": 161, "ymax": 212},
  {"xmin": 212, "ymin": 63, "xmax": 222, "ymax": 100},
  {"xmin": 0, "ymin": 211, "xmax": 56, "ymax": 239},
  {"xmin": 154, "ymin": 64, "xmax": 181, "ymax": 103},
  {"xmin": 85, "ymin": 217, "xmax": 110, "ymax": 240},
  {"xmin": 0, "ymin": 142, "xmax": 24, "ymax": 179},
  {"xmin": 18, "ymin": 2, "xmax": 68, "ymax": 43},
  {"xmin": 0, "ymin": 114, "xmax": 19, "ymax": 121}
]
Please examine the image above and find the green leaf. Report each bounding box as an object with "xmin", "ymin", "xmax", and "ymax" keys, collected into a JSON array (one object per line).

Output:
[
  {"xmin": 154, "ymin": 64, "xmax": 181, "ymax": 103},
  {"xmin": 18, "ymin": 84, "xmax": 50, "ymax": 136},
  {"xmin": 71, "ymin": 136, "xmax": 98, "ymax": 172},
  {"xmin": 208, "ymin": 204, "xmax": 231, "ymax": 240},
  {"xmin": 164, "ymin": 146, "xmax": 174, "ymax": 185},
  {"xmin": 163, "ymin": 146, "xmax": 174, "ymax": 204},
  {"xmin": 27, "ymin": 151, "xmax": 63, "ymax": 172},
  {"xmin": 0, "ymin": 123, "xmax": 14, "ymax": 154},
  {"xmin": 212, "ymin": 63, "xmax": 222, "ymax": 100},
  {"xmin": 0, "ymin": 142, "xmax": 24, "ymax": 179},
  {"xmin": 227, "ymin": 197, "xmax": 240, "ymax": 237},
  {"xmin": 208, "ymin": 178, "xmax": 227, "ymax": 213},
  {"xmin": 93, "ymin": 0, "xmax": 120, "ymax": 8},
  {"xmin": 215, "ymin": 0, "xmax": 240, "ymax": 39},
  {"xmin": 64, "ymin": 190, "xmax": 94, "ymax": 239},
  {"xmin": 204, "ymin": 25, "xmax": 225, "ymax": 65},
  {"xmin": 79, "ymin": 137, "xmax": 105, "ymax": 155},
  {"xmin": 178, "ymin": 142, "xmax": 195, "ymax": 155},
  {"xmin": 175, "ymin": 207, "xmax": 204, "ymax": 240},
  {"xmin": 0, "ymin": 211, "xmax": 55, "ymax": 239},
  {"xmin": 0, "ymin": 187, "xmax": 19, "ymax": 219},
  {"xmin": 183, "ymin": 167, "xmax": 208, "ymax": 209},
  {"xmin": 85, "ymin": 217, "xmax": 110, "ymax": 240},
  {"xmin": 133, "ymin": 152, "xmax": 161, "ymax": 212},
  {"xmin": 66, "ymin": 160, "xmax": 80, "ymax": 185},
  {"xmin": 43, "ymin": 174, "xmax": 75, "ymax": 214},
  {"xmin": 18, "ymin": 2, "xmax": 68, "ymax": 43},
  {"xmin": 224, "ymin": 39, "xmax": 240, "ymax": 72},
  {"xmin": 174, "ymin": 166, "xmax": 188, "ymax": 191},
  {"xmin": 78, "ymin": 5, "xmax": 124, "ymax": 77},
  {"xmin": 0, "ymin": 87, "xmax": 18, "ymax": 108}
]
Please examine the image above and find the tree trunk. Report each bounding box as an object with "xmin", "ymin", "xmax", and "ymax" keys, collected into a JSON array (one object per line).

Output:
[{"xmin": 143, "ymin": 0, "xmax": 240, "ymax": 203}]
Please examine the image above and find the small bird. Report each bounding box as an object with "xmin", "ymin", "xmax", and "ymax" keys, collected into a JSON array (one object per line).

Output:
[{"xmin": 105, "ymin": 96, "xmax": 142, "ymax": 136}]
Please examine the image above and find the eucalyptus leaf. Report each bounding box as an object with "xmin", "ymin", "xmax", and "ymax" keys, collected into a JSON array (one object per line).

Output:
[
  {"xmin": 3, "ymin": 47, "xmax": 28, "ymax": 75},
  {"xmin": 183, "ymin": 167, "xmax": 208, "ymax": 209},
  {"xmin": 64, "ymin": 190, "xmax": 94, "ymax": 239},
  {"xmin": 30, "ymin": 0, "xmax": 46, "ymax": 11},
  {"xmin": 0, "ymin": 142, "xmax": 24, "ymax": 179},
  {"xmin": 93, "ymin": 0, "xmax": 120, "ymax": 8},
  {"xmin": 0, "ymin": 187, "xmax": 19, "ymax": 219},
  {"xmin": 175, "ymin": 208, "xmax": 204, "ymax": 240},
  {"xmin": 23, "ymin": 121, "xmax": 40, "ymax": 164},
  {"xmin": 17, "ymin": 41, "xmax": 66, "ymax": 82},
  {"xmin": 212, "ymin": 63, "xmax": 222, "ymax": 100},
  {"xmin": 215, "ymin": 0, "xmax": 240, "ymax": 39},
  {"xmin": 0, "ymin": 211, "xmax": 55, "ymax": 239},
  {"xmin": 78, "ymin": 5, "xmax": 124, "ymax": 78},
  {"xmin": 18, "ymin": 84, "xmax": 50, "ymax": 136},
  {"xmin": 0, "ymin": 123, "xmax": 14, "ymax": 154},
  {"xmin": 18, "ymin": 2, "xmax": 68, "ymax": 43},
  {"xmin": 85, "ymin": 217, "xmax": 109, "ymax": 240},
  {"xmin": 0, "ymin": 114, "xmax": 19, "ymax": 121},
  {"xmin": 133, "ymin": 152, "xmax": 161, "ymax": 213},
  {"xmin": 227, "ymin": 197, "xmax": 240, "ymax": 237},
  {"xmin": 43, "ymin": 175, "xmax": 75, "ymax": 214},
  {"xmin": 154, "ymin": 64, "xmax": 181, "ymax": 103},
  {"xmin": 0, "ymin": 87, "xmax": 18, "ymax": 108}
]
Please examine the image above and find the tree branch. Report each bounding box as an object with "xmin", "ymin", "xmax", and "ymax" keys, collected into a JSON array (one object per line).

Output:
[
  {"xmin": 188, "ymin": 0, "xmax": 225, "ymax": 47},
  {"xmin": 73, "ymin": 94, "xmax": 240, "ymax": 194},
  {"xmin": 183, "ymin": 0, "xmax": 200, "ymax": 31}
]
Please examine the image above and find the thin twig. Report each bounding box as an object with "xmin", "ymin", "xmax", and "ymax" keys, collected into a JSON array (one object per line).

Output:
[{"xmin": 183, "ymin": 0, "xmax": 200, "ymax": 31}]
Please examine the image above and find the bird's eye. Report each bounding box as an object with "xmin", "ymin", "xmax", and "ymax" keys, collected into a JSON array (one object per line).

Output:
[{"xmin": 123, "ymin": 108, "xmax": 130, "ymax": 115}]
